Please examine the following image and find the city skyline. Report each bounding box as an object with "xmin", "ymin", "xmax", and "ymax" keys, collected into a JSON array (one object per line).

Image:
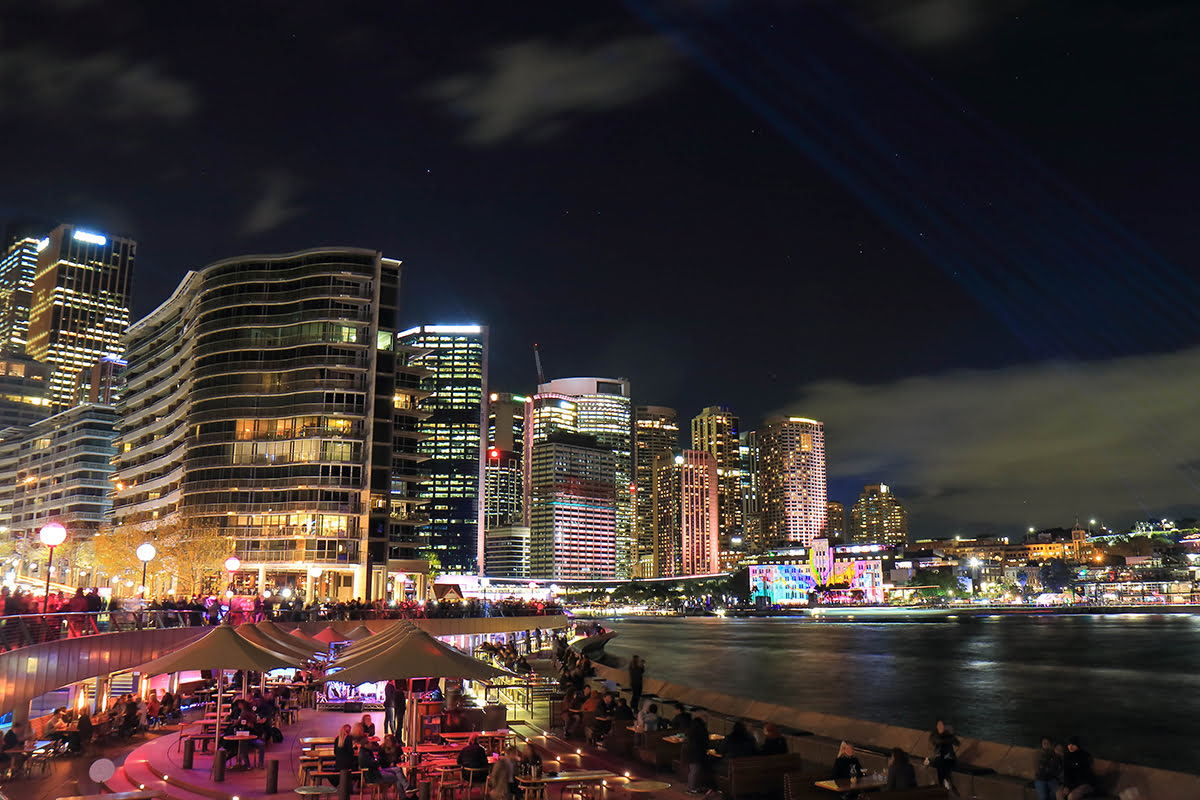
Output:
[{"xmin": 3, "ymin": 2, "xmax": 1199, "ymax": 538}]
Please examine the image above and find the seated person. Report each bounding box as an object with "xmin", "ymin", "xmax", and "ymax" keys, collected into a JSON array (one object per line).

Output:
[
  {"xmin": 719, "ymin": 721, "xmax": 757, "ymax": 760},
  {"xmin": 360, "ymin": 713, "xmax": 376, "ymax": 739},
  {"xmin": 612, "ymin": 698, "xmax": 635, "ymax": 721},
  {"xmin": 760, "ymin": 723, "xmax": 787, "ymax": 755},
  {"xmin": 833, "ymin": 741, "xmax": 864, "ymax": 780},
  {"xmin": 636, "ymin": 703, "xmax": 660, "ymax": 732},
  {"xmin": 457, "ymin": 733, "xmax": 490, "ymax": 773},
  {"xmin": 886, "ymin": 748, "xmax": 917, "ymax": 791},
  {"xmin": 360, "ymin": 739, "xmax": 407, "ymax": 792},
  {"xmin": 44, "ymin": 708, "xmax": 69, "ymax": 750},
  {"xmin": 519, "ymin": 741, "xmax": 542, "ymax": 774},
  {"xmin": 1, "ymin": 721, "xmax": 25, "ymax": 770}
]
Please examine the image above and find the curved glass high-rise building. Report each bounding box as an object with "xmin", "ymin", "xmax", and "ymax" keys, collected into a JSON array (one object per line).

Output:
[{"xmin": 111, "ymin": 248, "xmax": 422, "ymax": 600}]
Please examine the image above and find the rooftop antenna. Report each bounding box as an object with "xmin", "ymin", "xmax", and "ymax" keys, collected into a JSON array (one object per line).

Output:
[{"xmin": 534, "ymin": 344, "xmax": 545, "ymax": 385}]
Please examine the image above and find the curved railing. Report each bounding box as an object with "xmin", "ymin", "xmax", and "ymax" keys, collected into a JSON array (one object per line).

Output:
[{"xmin": 0, "ymin": 604, "xmax": 568, "ymax": 653}]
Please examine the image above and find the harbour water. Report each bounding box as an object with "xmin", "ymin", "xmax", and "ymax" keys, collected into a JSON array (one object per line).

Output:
[{"xmin": 602, "ymin": 614, "xmax": 1200, "ymax": 774}]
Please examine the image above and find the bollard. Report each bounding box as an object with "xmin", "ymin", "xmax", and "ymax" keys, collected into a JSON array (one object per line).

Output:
[
  {"xmin": 266, "ymin": 758, "xmax": 279, "ymax": 793},
  {"xmin": 419, "ymin": 777, "xmax": 432, "ymax": 800},
  {"xmin": 182, "ymin": 737, "xmax": 195, "ymax": 770},
  {"xmin": 338, "ymin": 769, "xmax": 351, "ymax": 800},
  {"xmin": 212, "ymin": 748, "xmax": 227, "ymax": 782}
]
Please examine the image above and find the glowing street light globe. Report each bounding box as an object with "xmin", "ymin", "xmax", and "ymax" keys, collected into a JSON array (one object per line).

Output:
[
  {"xmin": 39, "ymin": 522, "xmax": 67, "ymax": 547},
  {"xmin": 136, "ymin": 543, "xmax": 157, "ymax": 563},
  {"xmin": 224, "ymin": 556, "xmax": 241, "ymax": 572},
  {"xmin": 308, "ymin": 567, "xmax": 323, "ymax": 578}
]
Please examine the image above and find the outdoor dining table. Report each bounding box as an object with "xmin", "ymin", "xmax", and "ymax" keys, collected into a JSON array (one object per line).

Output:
[
  {"xmin": 813, "ymin": 775, "xmax": 888, "ymax": 793},
  {"xmin": 224, "ymin": 731, "xmax": 257, "ymax": 770},
  {"xmin": 516, "ymin": 770, "xmax": 616, "ymax": 786}
]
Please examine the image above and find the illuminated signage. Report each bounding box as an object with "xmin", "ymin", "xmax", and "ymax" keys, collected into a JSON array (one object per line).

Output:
[{"xmin": 73, "ymin": 230, "xmax": 107, "ymax": 245}]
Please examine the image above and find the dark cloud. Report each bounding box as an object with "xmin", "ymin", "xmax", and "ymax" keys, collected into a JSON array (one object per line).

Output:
[
  {"xmin": 0, "ymin": 46, "xmax": 198, "ymax": 121},
  {"xmin": 427, "ymin": 35, "xmax": 682, "ymax": 144},
  {"xmin": 241, "ymin": 170, "xmax": 305, "ymax": 236},
  {"xmin": 785, "ymin": 348, "xmax": 1200, "ymax": 535},
  {"xmin": 850, "ymin": 0, "xmax": 1030, "ymax": 48}
]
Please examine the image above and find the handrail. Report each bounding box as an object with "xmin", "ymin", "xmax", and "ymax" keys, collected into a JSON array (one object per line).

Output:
[{"xmin": 0, "ymin": 605, "xmax": 568, "ymax": 654}]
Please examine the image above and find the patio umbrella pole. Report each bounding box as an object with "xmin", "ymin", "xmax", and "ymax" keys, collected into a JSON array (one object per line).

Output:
[{"xmin": 214, "ymin": 669, "xmax": 223, "ymax": 758}]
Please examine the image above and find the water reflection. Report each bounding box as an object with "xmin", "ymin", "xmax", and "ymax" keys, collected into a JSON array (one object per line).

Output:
[{"xmin": 604, "ymin": 615, "xmax": 1200, "ymax": 773}]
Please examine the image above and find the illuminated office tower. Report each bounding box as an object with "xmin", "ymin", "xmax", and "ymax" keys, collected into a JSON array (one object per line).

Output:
[
  {"xmin": 652, "ymin": 450, "xmax": 719, "ymax": 577},
  {"xmin": 485, "ymin": 392, "xmax": 529, "ymax": 531},
  {"xmin": 26, "ymin": 225, "xmax": 135, "ymax": 410},
  {"xmin": 0, "ymin": 236, "xmax": 39, "ymax": 350},
  {"xmin": 633, "ymin": 405, "xmax": 678, "ymax": 575},
  {"xmin": 398, "ymin": 325, "xmax": 487, "ymax": 574},
  {"xmin": 529, "ymin": 431, "xmax": 617, "ymax": 579},
  {"xmin": 849, "ymin": 484, "xmax": 909, "ymax": 546},
  {"xmin": 827, "ymin": 500, "xmax": 846, "ymax": 541},
  {"xmin": 759, "ymin": 416, "xmax": 827, "ymax": 547},
  {"xmin": 739, "ymin": 430, "xmax": 762, "ymax": 551},
  {"xmin": 0, "ymin": 348, "xmax": 51, "ymax": 428},
  {"xmin": 528, "ymin": 393, "xmax": 577, "ymax": 442},
  {"xmin": 536, "ymin": 377, "xmax": 633, "ymax": 578},
  {"xmin": 113, "ymin": 248, "xmax": 402, "ymax": 601},
  {"xmin": 691, "ymin": 406, "xmax": 742, "ymax": 552}
]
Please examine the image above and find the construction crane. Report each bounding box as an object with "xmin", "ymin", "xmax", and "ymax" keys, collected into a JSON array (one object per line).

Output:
[{"xmin": 534, "ymin": 344, "xmax": 545, "ymax": 385}]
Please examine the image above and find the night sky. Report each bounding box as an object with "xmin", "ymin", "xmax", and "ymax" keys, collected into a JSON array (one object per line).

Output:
[{"xmin": 4, "ymin": 1, "xmax": 1199, "ymax": 537}]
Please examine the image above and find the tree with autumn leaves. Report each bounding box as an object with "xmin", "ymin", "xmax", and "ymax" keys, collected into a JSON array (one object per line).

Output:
[{"xmin": 85, "ymin": 518, "xmax": 233, "ymax": 597}]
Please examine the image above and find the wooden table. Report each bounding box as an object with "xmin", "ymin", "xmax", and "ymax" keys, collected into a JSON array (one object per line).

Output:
[
  {"xmin": 813, "ymin": 776, "xmax": 887, "ymax": 793},
  {"xmin": 294, "ymin": 787, "xmax": 338, "ymax": 797},
  {"xmin": 225, "ymin": 732, "xmax": 257, "ymax": 769},
  {"xmin": 517, "ymin": 770, "xmax": 616, "ymax": 786},
  {"xmin": 625, "ymin": 780, "xmax": 671, "ymax": 798}
]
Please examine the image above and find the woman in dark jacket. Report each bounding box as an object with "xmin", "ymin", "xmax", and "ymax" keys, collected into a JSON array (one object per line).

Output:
[
  {"xmin": 330, "ymin": 723, "xmax": 356, "ymax": 785},
  {"xmin": 719, "ymin": 721, "xmax": 757, "ymax": 759},
  {"xmin": 833, "ymin": 741, "xmax": 864, "ymax": 780},
  {"xmin": 886, "ymin": 748, "xmax": 917, "ymax": 791}
]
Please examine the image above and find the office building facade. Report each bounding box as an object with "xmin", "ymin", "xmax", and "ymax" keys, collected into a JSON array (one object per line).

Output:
[
  {"xmin": 691, "ymin": 405, "xmax": 743, "ymax": 558},
  {"xmin": 485, "ymin": 392, "xmax": 529, "ymax": 532},
  {"xmin": 739, "ymin": 430, "xmax": 762, "ymax": 551},
  {"xmin": 529, "ymin": 431, "xmax": 617, "ymax": 580},
  {"xmin": 112, "ymin": 248, "xmax": 402, "ymax": 600},
  {"xmin": 536, "ymin": 377, "xmax": 632, "ymax": 578},
  {"xmin": 0, "ymin": 236, "xmax": 38, "ymax": 351},
  {"xmin": 0, "ymin": 348, "xmax": 51, "ymax": 429},
  {"xmin": 483, "ymin": 525, "xmax": 530, "ymax": 579},
  {"xmin": 827, "ymin": 501, "xmax": 846, "ymax": 541},
  {"xmin": 760, "ymin": 416, "xmax": 828, "ymax": 547},
  {"xmin": 26, "ymin": 225, "xmax": 135, "ymax": 410},
  {"xmin": 398, "ymin": 325, "xmax": 487, "ymax": 574},
  {"xmin": 652, "ymin": 450, "xmax": 719, "ymax": 577},
  {"xmin": 633, "ymin": 405, "xmax": 678, "ymax": 576},
  {"xmin": 849, "ymin": 484, "xmax": 909, "ymax": 546}
]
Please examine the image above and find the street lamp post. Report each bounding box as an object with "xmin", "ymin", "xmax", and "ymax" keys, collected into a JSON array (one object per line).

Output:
[
  {"xmin": 39, "ymin": 522, "xmax": 67, "ymax": 613},
  {"xmin": 137, "ymin": 543, "xmax": 157, "ymax": 599}
]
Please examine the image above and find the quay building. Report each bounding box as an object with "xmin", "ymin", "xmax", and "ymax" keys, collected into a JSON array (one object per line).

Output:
[{"xmin": 111, "ymin": 248, "xmax": 428, "ymax": 601}]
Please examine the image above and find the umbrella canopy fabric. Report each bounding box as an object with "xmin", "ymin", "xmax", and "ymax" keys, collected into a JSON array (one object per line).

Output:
[
  {"xmin": 337, "ymin": 620, "xmax": 415, "ymax": 660},
  {"xmin": 288, "ymin": 626, "xmax": 329, "ymax": 651},
  {"xmin": 312, "ymin": 626, "xmax": 348, "ymax": 645},
  {"xmin": 321, "ymin": 626, "xmax": 509, "ymax": 685},
  {"xmin": 256, "ymin": 620, "xmax": 326, "ymax": 656},
  {"xmin": 341, "ymin": 623, "xmax": 376, "ymax": 641},
  {"xmin": 134, "ymin": 625, "xmax": 304, "ymax": 675},
  {"xmin": 235, "ymin": 623, "xmax": 321, "ymax": 662},
  {"xmin": 333, "ymin": 626, "xmax": 420, "ymax": 670}
]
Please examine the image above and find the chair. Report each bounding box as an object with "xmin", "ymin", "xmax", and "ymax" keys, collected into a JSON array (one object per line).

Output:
[{"xmin": 438, "ymin": 766, "xmax": 468, "ymax": 800}]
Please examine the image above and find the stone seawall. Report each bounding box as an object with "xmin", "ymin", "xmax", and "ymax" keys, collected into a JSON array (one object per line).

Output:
[{"xmin": 591, "ymin": 660, "xmax": 1195, "ymax": 800}]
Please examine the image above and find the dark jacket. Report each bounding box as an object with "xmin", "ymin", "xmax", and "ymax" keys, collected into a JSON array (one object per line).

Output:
[
  {"xmin": 1035, "ymin": 749, "xmax": 1063, "ymax": 781},
  {"xmin": 760, "ymin": 735, "xmax": 787, "ymax": 756},
  {"xmin": 887, "ymin": 762, "xmax": 917, "ymax": 791},
  {"xmin": 457, "ymin": 742, "xmax": 490, "ymax": 771},
  {"xmin": 833, "ymin": 756, "xmax": 863, "ymax": 780},
  {"xmin": 930, "ymin": 731, "xmax": 960, "ymax": 762},
  {"xmin": 358, "ymin": 746, "xmax": 383, "ymax": 782},
  {"xmin": 720, "ymin": 734, "xmax": 757, "ymax": 760},
  {"xmin": 334, "ymin": 735, "xmax": 357, "ymax": 770},
  {"xmin": 1062, "ymin": 748, "xmax": 1095, "ymax": 789}
]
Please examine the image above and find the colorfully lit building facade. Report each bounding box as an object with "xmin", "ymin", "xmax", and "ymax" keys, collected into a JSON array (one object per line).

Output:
[
  {"xmin": 749, "ymin": 539, "xmax": 888, "ymax": 604},
  {"xmin": 26, "ymin": 225, "xmax": 135, "ymax": 411},
  {"xmin": 652, "ymin": 450, "xmax": 719, "ymax": 577},
  {"xmin": 537, "ymin": 377, "xmax": 633, "ymax": 578},
  {"xmin": 849, "ymin": 484, "xmax": 908, "ymax": 546},
  {"xmin": 633, "ymin": 405, "xmax": 678, "ymax": 576},
  {"xmin": 398, "ymin": 325, "xmax": 488, "ymax": 574},
  {"xmin": 112, "ymin": 248, "xmax": 403, "ymax": 600},
  {"xmin": 690, "ymin": 406, "xmax": 742, "ymax": 554},
  {"xmin": 529, "ymin": 431, "xmax": 617, "ymax": 580},
  {"xmin": 759, "ymin": 416, "xmax": 827, "ymax": 547}
]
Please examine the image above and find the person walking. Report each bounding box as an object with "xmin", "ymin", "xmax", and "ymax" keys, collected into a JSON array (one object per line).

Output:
[
  {"xmin": 927, "ymin": 719, "xmax": 960, "ymax": 795},
  {"xmin": 628, "ymin": 654, "xmax": 646, "ymax": 711},
  {"xmin": 684, "ymin": 715, "xmax": 711, "ymax": 793},
  {"xmin": 1034, "ymin": 737, "xmax": 1063, "ymax": 800}
]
